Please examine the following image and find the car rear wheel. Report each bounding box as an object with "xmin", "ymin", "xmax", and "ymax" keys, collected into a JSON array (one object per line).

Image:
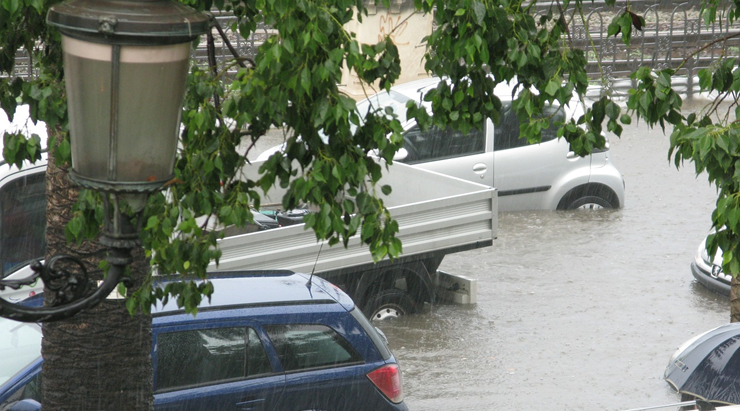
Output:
[
  {"xmin": 564, "ymin": 195, "xmax": 614, "ymax": 210},
  {"xmin": 364, "ymin": 289, "xmax": 417, "ymax": 321}
]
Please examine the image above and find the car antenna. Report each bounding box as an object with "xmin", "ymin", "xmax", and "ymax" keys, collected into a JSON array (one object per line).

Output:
[{"xmin": 306, "ymin": 242, "xmax": 324, "ymax": 288}]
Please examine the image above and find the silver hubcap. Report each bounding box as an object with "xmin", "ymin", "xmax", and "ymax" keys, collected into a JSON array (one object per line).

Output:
[
  {"xmin": 575, "ymin": 202, "xmax": 604, "ymax": 210},
  {"xmin": 373, "ymin": 307, "xmax": 402, "ymax": 321}
]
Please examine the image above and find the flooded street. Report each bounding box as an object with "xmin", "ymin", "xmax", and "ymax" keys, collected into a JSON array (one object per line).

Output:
[{"xmin": 378, "ymin": 114, "xmax": 729, "ymax": 410}]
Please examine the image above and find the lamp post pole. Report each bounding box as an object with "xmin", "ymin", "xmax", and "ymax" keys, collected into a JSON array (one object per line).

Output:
[{"xmin": 0, "ymin": 0, "xmax": 209, "ymax": 322}]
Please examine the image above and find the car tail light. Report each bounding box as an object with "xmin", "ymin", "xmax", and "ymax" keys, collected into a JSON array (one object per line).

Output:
[{"xmin": 367, "ymin": 364, "xmax": 403, "ymax": 403}]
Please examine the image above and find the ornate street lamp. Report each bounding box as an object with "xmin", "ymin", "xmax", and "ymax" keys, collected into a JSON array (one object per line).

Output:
[{"xmin": 0, "ymin": 0, "xmax": 209, "ymax": 322}]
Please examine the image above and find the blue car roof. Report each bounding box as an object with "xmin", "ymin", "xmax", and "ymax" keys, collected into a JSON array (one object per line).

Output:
[{"xmin": 154, "ymin": 271, "xmax": 355, "ymax": 314}]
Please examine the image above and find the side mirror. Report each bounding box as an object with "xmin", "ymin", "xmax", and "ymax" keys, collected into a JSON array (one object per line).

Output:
[{"xmin": 393, "ymin": 148, "xmax": 409, "ymax": 161}]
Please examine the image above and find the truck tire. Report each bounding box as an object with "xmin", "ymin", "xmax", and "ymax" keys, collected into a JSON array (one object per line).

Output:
[{"xmin": 364, "ymin": 289, "xmax": 417, "ymax": 321}]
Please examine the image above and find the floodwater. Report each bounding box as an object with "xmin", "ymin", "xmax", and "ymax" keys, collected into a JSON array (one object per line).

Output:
[{"xmin": 377, "ymin": 104, "xmax": 729, "ymax": 411}]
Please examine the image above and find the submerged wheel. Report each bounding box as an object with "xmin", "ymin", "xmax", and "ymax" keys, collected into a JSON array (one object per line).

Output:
[
  {"xmin": 557, "ymin": 184, "xmax": 619, "ymax": 210},
  {"xmin": 364, "ymin": 289, "xmax": 417, "ymax": 321},
  {"xmin": 564, "ymin": 195, "xmax": 614, "ymax": 210}
]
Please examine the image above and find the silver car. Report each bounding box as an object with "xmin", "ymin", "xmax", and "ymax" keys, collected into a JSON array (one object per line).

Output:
[
  {"xmin": 256, "ymin": 77, "xmax": 626, "ymax": 212},
  {"xmin": 363, "ymin": 77, "xmax": 625, "ymax": 212}
]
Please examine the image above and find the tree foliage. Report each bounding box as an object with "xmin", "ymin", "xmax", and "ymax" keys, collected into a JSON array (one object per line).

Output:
[
  {"xmin": 3, "ymin": 0, "xmax": 740, "ymax": 316},
  {"xmin": 8, "ymin": 0, "xmax": 740, "ymax": 407},
  {"xmin": 0, "ymin": 0, "xmax": 626, "ymax": 316}
]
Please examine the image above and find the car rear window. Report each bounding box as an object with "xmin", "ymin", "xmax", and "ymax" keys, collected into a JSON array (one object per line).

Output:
[
  {"xmin": 264, "ymin": 324, "xmax": 363, "ymax": 372},
  {"xmin": 155, "ymin": 326, "xmax": 272, "ymax": 391}
]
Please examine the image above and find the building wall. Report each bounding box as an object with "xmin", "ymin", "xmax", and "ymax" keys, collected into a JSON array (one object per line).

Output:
[{"xmin": 340, "ymin": 0, "xmax": 432, "ymax": 100}]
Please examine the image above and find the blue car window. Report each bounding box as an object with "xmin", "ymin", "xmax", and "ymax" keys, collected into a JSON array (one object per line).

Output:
[
  {"xmin": 156, "ymin": 326, "xmax": 270, "ymax": 391},
  {"xmin": 0, "ymin": 172, "xmax": 46, "ymax": 278},
  {"xmin": 0, "ymin": 372, "xmax": 41, "ymax": 409},
  {"xmin": 264, "ymin": 324, "xmax": 363, "ymax": 372}
]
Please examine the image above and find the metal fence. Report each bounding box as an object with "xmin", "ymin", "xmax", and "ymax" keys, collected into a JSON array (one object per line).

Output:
[
  {"xmin": 563, "ymin": 1, "xmax": 740, "ymax": 98},
  {"xmin": 9, "ymin": 2, "xmax": 740, "ymax": 99}
]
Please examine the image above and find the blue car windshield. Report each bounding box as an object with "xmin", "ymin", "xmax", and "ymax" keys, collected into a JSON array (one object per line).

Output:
[{"xmin": 0, "ymin": 318, "xmax": 41, "ymax": 386}]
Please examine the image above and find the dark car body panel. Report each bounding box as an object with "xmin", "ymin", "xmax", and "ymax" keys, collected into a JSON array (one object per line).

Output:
[{"xmin": 0, "ymin": 272, "xmax": 407, "ymax": 411}]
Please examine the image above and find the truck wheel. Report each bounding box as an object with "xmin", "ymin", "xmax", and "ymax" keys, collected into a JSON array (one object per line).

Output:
[{"xmin": 364, "ymin": 289, "xmax": 417, "ymax": 321}]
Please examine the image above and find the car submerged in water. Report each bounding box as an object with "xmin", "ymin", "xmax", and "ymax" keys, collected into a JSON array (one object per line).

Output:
[
  {"xmin": 0, "ymin": 272, "xmax": 408, "ymax": 411},
  {"xmin": 692, "ymin": 234, "xmax": 731, "ymax": 296},
  {"xmin": 258, "ymin": 76, "xmax": 626, "ymax": 212}
]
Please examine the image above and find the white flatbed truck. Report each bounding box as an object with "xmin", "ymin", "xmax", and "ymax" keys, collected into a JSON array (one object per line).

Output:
[{"xmin": 214, "ymin": 159, "xmax": 495, "ymax": 318}]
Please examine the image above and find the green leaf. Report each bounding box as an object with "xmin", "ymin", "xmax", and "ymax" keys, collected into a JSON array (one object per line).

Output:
[
  {"xmin": 3, "ymin": 0, "xmax": 20, "ymax": 16},
  {"xmin": 544, "ymin": 80, "xmax": 560, "ymax": 96},
  {"xmin": 283, "ymin": 37, "xmax": 294, "ymax": 53},
  {"xmin": 607, "ymin": 20, "xmax": 621, "ymax": 37},
  {"xmin": 698, "ymin": 68, "xmax": 712, "ymax": 90},
  {"xmin": 300, "ymin": 67, "xmax": 311, "ymax": 94},
  {"xmin": 55, "ymin": 138, "xmax": 71, "ymax": 165},
  {"xmin": 67, "ymin": 216, "xmax": 82, "ymax": 239},
  {"xmin": 605, "ymin": 101, "xmax": 620, "ymax": 120},
  {"xmin": 471, "ymin": 1, "xmax": 486, "ymax": 26}
]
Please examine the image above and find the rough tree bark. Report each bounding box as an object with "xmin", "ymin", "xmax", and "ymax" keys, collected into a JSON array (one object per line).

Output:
[{"xmin": 40, "ymin": 132, "xmax": 153, "ymax": 411}]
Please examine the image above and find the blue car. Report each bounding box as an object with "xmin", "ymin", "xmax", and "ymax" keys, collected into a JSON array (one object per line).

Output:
[{"xmin": 0, "ymin": 271, "xmax": 408, "ymax": 411}]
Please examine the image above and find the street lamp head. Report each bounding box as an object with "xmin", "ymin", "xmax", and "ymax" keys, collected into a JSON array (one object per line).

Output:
[
  {"xmin": 47, "ymin": 0, "xmax": 211, "ymax": 45},
  {"xmin": 47, "ymin": 0, "xmax": 210, "ymax": 188},
  {"xmin": 0, "ymin": 0, "xmax": 209, "ymax": 323},
  {"xmin": 47, "ymin": 0, "xmax": 209, "ymax": 243}
]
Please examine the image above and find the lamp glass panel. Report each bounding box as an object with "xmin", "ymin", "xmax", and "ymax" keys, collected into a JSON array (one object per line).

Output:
[{"xmin": 62, "ymin": 36, "xmax": 190, "ymax": 183}]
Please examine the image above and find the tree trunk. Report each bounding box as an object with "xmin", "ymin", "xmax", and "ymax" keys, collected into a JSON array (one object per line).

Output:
[
  {"xmin": 40, "ymin": 135, "xmax": 154, "ymax": 410},
  {"xmin": 731, "ymin": 275, "xmax": 740, "ymax": 323}
]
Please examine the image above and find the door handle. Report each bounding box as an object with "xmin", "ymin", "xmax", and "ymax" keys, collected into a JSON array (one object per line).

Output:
[{"xmin": 473, "ymin": 163, "xmax": 487, "ymax": 173}]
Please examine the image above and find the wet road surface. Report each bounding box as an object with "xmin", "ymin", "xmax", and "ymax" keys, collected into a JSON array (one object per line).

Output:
[{"xmin": 378, "ymin": 109, "xmax": 730, "ymax": 411}]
